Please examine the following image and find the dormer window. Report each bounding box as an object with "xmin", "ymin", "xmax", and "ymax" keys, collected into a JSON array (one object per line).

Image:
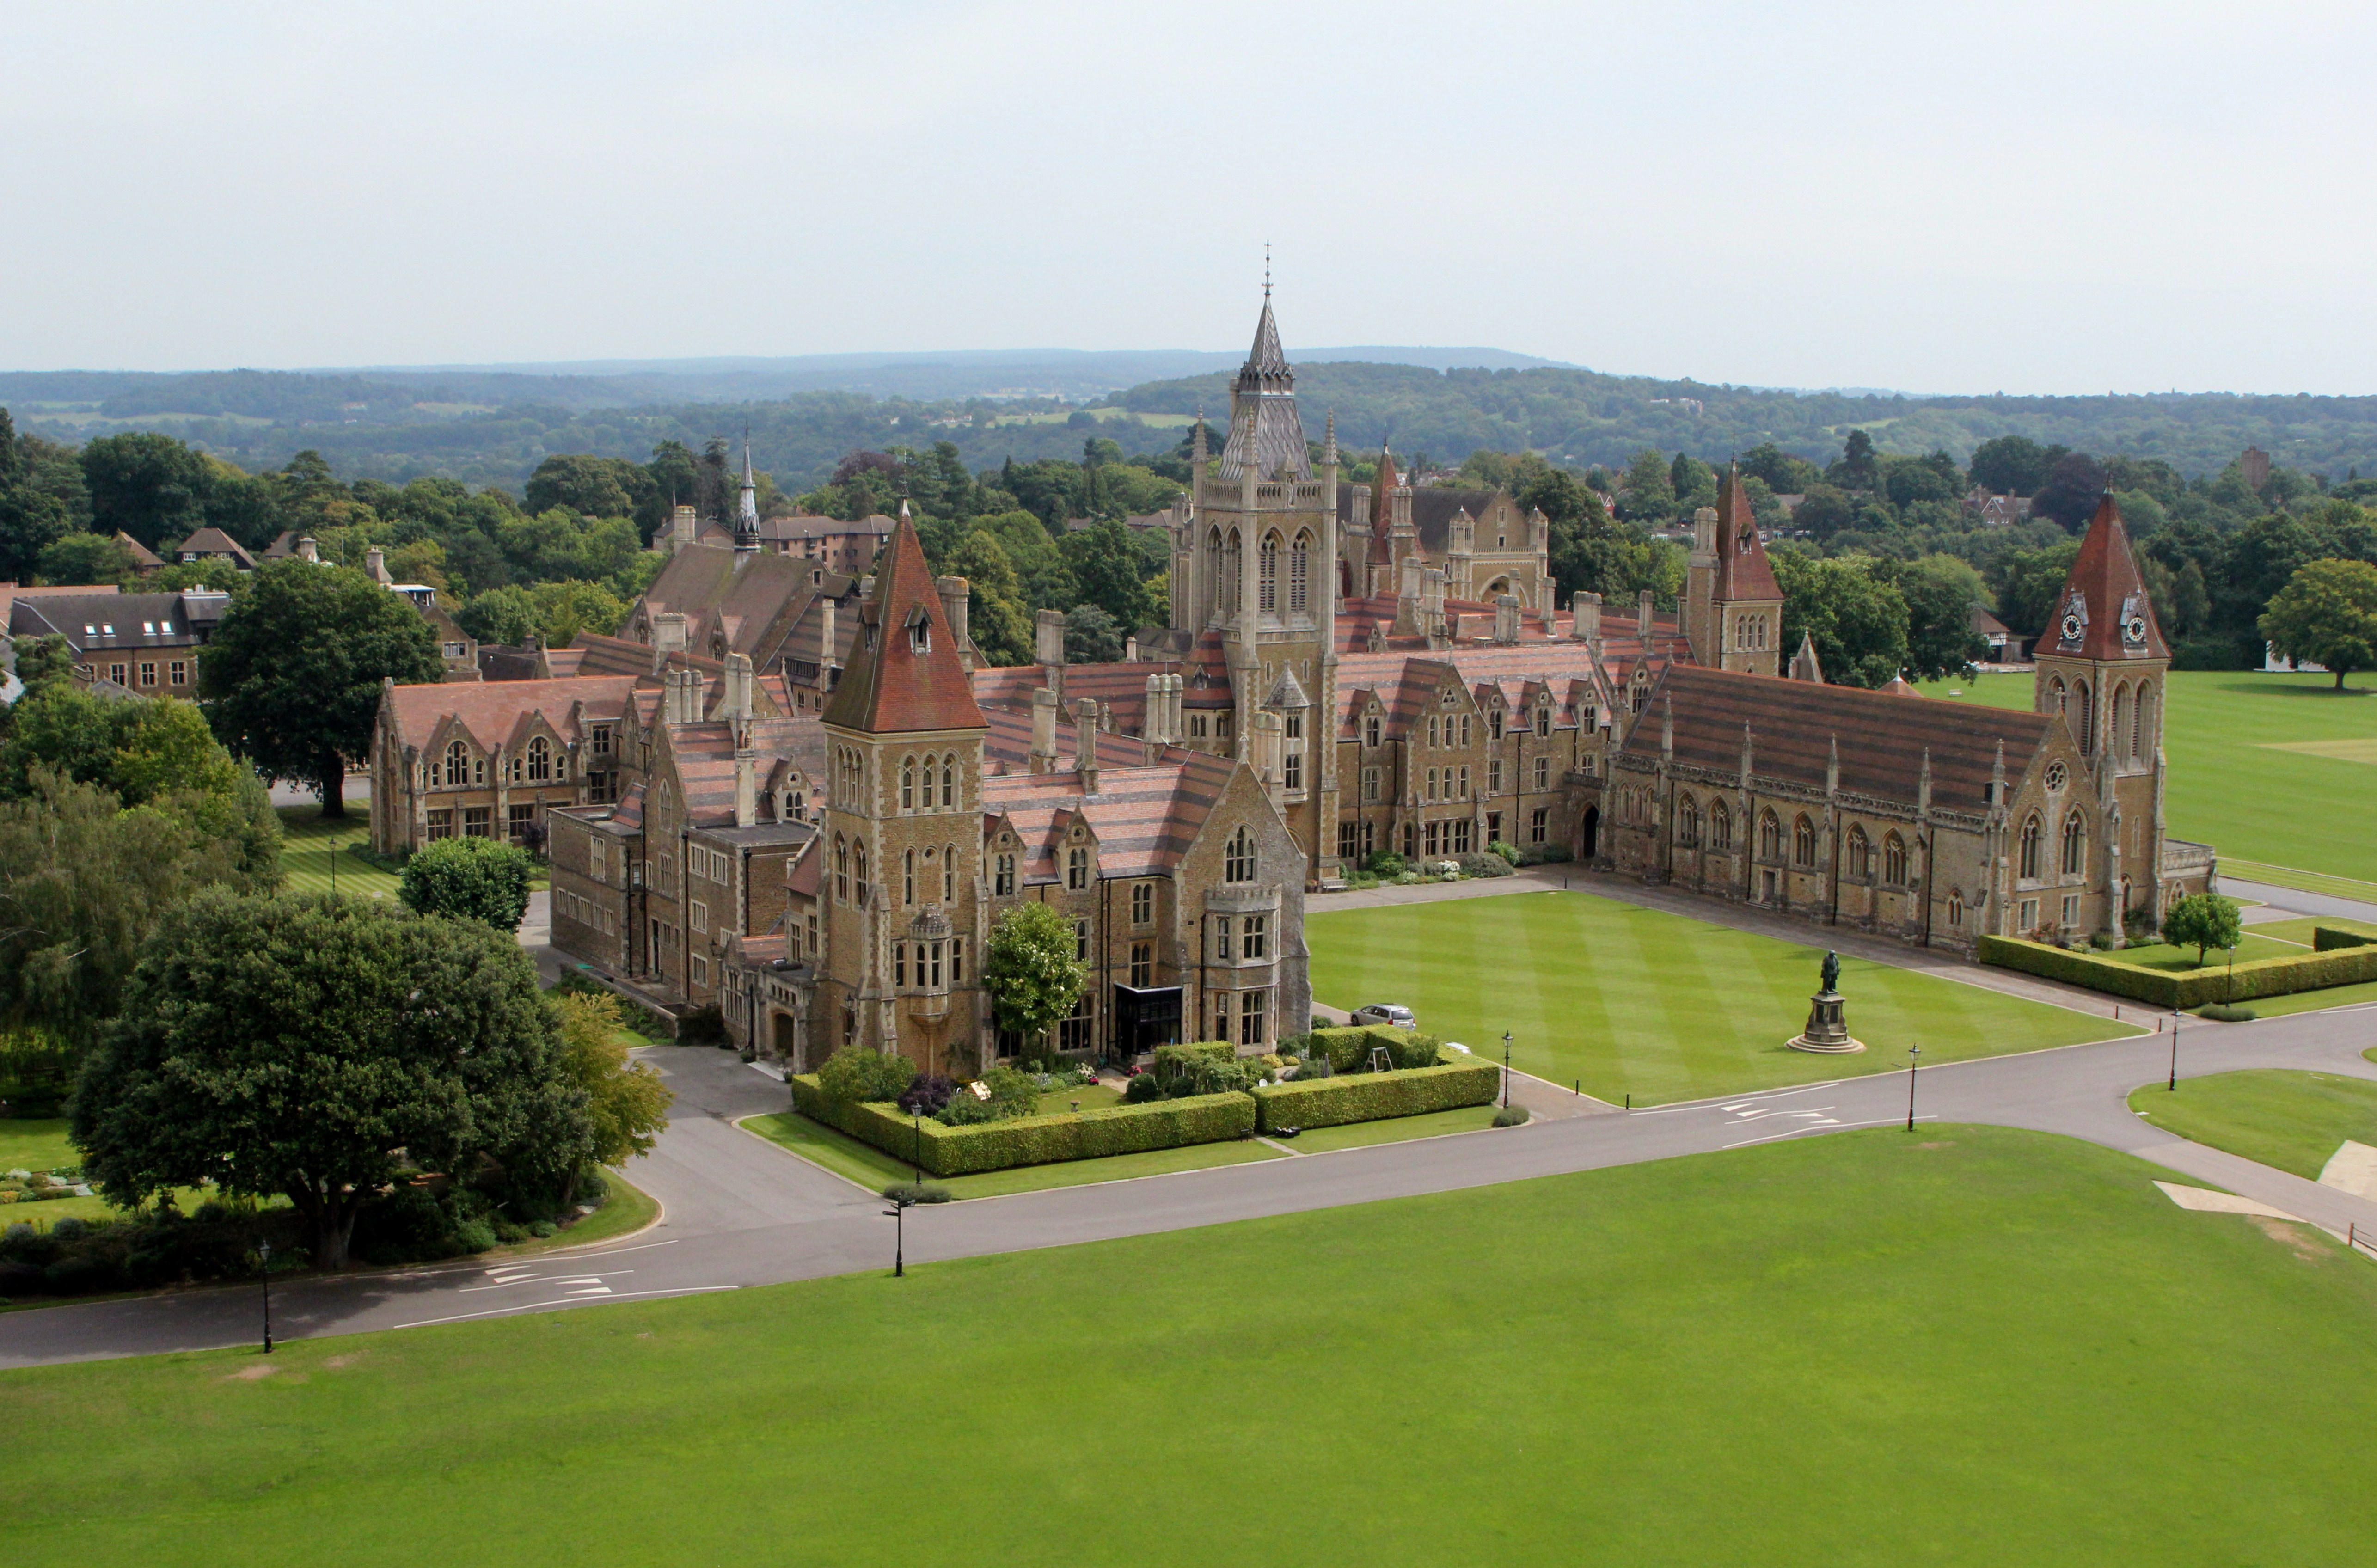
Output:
[
  {"xmin": 101, "ymin": 624, "xmax": 114, "ymax": 636},
  {"xmin": 910, "ymin": 621, "xmax": 930, "ymax": 653}
]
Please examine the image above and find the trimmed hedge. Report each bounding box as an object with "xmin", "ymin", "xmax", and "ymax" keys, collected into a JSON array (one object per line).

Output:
[
  {"xmin": 1250, "ymin": 1059, "xmax": 1501, "ymax": 1132},
  {"xmin": 2314, "ymin": 926, "xmax": 2376, "ymax": 952},
  {"xmin": 790, "ymin": 1074, "xmax": 1254, "ymax": 1176},
  {"xmin": 1979, "ymin": 934, "xmax": 2377, "ymax": 1008},
  {"xmin": 1152, "ymin": 1041, "xmax": 1237, "ymax": 1075},
  {"xmin": 1304, "ymin": 1026, "xmax": 1445, "ymax": 1072}
]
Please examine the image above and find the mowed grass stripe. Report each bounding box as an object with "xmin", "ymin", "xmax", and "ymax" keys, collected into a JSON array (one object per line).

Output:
[{"xmin": 1309, "ymin": 889, "xmax": 2134, "ymax": 1103}]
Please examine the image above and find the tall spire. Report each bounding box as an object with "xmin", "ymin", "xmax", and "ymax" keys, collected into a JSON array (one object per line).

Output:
[
  {"xmin": 734, "ymin": 427, "xmax": 760, "ymax": 549},
  {"xmin": 1217, "ymin": 278, "xmax": 1307, "ymax": 482}
]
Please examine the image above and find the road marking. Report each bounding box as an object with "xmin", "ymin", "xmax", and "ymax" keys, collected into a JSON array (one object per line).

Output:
[
  {"xmin": 1633, "ymin": 1081, "xmax": 1844, "ymax": 1115},
  {"xmin": 458, "ymin": 1269, "xmax": 635, "ymax": 1294},
  {"xmin": 392, "ymin": 1284, "xmax": 737, "ymax": 1330},
  {"xmin": 1723, "ymin": 1115, "xmax": 1929, "ymax": 1150}
]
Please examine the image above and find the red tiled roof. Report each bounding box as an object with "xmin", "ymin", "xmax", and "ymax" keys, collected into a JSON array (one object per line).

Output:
[
  {"xmin": 980, "ymin": 747, "xmax": 1237, "ymax": 879},
  {"xmin": 382, "ymin": 675, "xmax": 637, "ymax": 753},
  {"xmin": 1713, "ymin": 466, "xmax": 1781, "ymax": 603},
  {"xmin": 2047, "ymin": 493, "xmax": 2168, "ymax": 662},
  {"xmin": 821, "ymin": 516, "xmax": 986, "ymax": 734}
]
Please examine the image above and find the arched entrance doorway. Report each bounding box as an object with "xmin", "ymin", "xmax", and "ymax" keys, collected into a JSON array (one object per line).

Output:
[{"xmin": 1579, "ymin": 804, "xmax": 1599, "ymax": 861}]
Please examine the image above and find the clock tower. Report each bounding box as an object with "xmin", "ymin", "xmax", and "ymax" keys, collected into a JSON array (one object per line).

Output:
[{"xmin": 2032, "ymin": 491, "xmax": 2171, "ymax": 940}]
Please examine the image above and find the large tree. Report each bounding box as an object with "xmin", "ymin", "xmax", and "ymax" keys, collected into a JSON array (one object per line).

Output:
[
  {"xmin": 1878, "ymin": 555, "xmax": 1989, "ymax": 680},
  {"xmin": 199, "ymin": 559, "xmax": 442, "ymax": 816},
  {"xmin": 79, "ymin": 431, "xmax": 214, "ymax": 550},
  {"xmin": 551, "ymin": 991, "xmax": 673, "ymax": 1195},
  {"xmin": 399, "ymin": 835, "xmax": 535, "ymax": 930},
  {"xmin": 982, "ymin": 902, "xmax": 1090, "ymax": 1055},
  {"xmin": 1772, "ymin": 551, "xmax": 1911, "ymax": 688},
  {"xmin": 73, "ymin": 891, "xmax": 593, "ymax": 1268},
  {"xmin": 0, "ymin": 770, "xmax": 279, "ymax": 1048},
  {"xmin": 2259, "ymin": 558, "xmax": 2377, "ymax": 689}
]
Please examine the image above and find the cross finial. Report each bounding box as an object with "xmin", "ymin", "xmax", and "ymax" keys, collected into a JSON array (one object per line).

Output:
[{"xmin": 1263, "ymin": 242, "xmax": 1271, "ymax": 298}]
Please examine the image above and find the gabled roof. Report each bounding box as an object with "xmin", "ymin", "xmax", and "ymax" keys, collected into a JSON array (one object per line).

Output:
[
  {"xmin": 821, "ymin": 514, "xmax": 986, "ymax": 735},
  {"xmin": 2047, "ymin": 492, "xmax": 2168, "ymax": 662},
  {"xmin": 176, "ymin": 527, "xmax": 256, "ymax": 567},
  {"xmin": 383, "ymin": 675, "xmax": 636, "ymax": 753},
  {"xmin": 1712, "ymin": 466, "xmax": 1781, "ymax": 603},
  {"xmin": 116, "ymin": 532, "xmax": 165, "ymax": 568},
  {"xmin": 980, "ymin": 747, "xmax": 1238, "ymax": 879},
  {"xmin": 1616, "ymin": 665, "xmax": 2052, "ymax": 811}
]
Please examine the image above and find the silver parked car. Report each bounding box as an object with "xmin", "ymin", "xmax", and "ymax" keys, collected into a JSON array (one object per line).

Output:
[{"xmin": 1350, "ymin": 1003, "xmax": 1415, "ymax": 1028}]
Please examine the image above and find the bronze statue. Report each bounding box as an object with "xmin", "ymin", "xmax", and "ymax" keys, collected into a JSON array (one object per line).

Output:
[{"xmin": 1820, "ymin": 949, "xmax": 1840, "ymax": 995}]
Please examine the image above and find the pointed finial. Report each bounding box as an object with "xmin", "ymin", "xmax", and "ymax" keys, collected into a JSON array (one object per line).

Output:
[
  {"xmin": 1323, "ymin": 410, "xmax": 1337, "ymax": 466},
  {"xmin": 1263, "ymin": 241, "xmax": 1271, "ymax": 299}
]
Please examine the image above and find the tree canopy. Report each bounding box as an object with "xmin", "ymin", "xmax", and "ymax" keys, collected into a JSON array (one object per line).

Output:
[
  {"xmin": 2259, "ymin": 558, "xmax": 2377, "ymax": 689},
  {"xmin": 198, "ymin": 559, "xmax": 442, "ymax": 815},
  {"xmin": 982, "ymin": 902, "xmax": 1090, "ymax": 1052},
  {"xmin": 73, "ymin": 891, "xmax": 593, "ymax": 1268},
  {"xmin": 398, "ymin": 835, "xmax": 535, "ymax": 930}
]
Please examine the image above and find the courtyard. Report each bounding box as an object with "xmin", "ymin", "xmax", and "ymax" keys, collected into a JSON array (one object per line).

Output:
[{"xmin": 1307, "ymin": 888, "xmax": 2137, "ymax": 1103}]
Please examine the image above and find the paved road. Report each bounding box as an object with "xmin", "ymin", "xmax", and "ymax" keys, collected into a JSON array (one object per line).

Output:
[{"xmin": 9, "ymin": 1000, "xmax": 2377, "ymax": 1369}]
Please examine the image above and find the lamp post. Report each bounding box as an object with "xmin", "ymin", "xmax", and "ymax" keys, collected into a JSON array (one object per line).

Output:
[
  {"xmin": 257, "ymin": 1239, "xmax": 274, "ymax": 1354},
  {"xmin": 1501, "ymin": 1031, "xmax": 1513, "ymax": 1109},
  {"xmin": 2169, "ymin": 1011, "xmax": 2180, "ymax": 1091},
  {"xmin": 1904, "ymin": 1043, "xmax": 1922, "ymax": 1131},
  {"xmin": 884, "ymin": 1195, "xmax": 909, "ymax": 1278}
]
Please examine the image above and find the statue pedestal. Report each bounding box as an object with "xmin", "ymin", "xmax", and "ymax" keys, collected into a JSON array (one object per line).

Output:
[{"xmin": 1789, "ymin": 990, "xmax": 1865, "ymax": 1054}]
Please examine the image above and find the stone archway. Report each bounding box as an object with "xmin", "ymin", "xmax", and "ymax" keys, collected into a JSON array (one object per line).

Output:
[
  {"xmin": 1579, "ymin": 804, "xmax": 1599, "ymax": 861},
  {"xmin": 769, "ymin": 1009, "xmax": 804, "ymax": 1071}
]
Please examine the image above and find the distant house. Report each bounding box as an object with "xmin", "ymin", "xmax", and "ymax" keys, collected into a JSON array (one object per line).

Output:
[
  {"xmin": 1971, "ymin": 606, "xmax": 2019, "ymax": 664},
  {"xmin": 115, "ymin": 533, "xmax": 167, "ymax": 576},
  {"xmin": 7, "ymin": 587, "xmax": 231, "ymax": 697},
  {"xmin": 362, "ymin": 545, "xmax": 480, "ymax": 683},
  {"xmin": 1963, "ymin": 487, "xmax": 2033, "ymax": 527},
  {"xmin": 175, "ymin": 527, "xmax": 257, "ymax": 570}
]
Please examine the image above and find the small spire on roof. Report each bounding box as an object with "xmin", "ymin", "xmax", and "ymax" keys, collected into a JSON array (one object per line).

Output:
[{"xmin": 1323, "ymin": 410, "xmax": 1337, "ymax": 466}]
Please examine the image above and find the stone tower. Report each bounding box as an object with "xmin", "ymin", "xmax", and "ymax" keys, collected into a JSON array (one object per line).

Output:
[
  {"xmin": 1683, "ymin": 464, "xmax": 1784, "ymax": 676},
  {"xmin": 1169, "ymin": 287, "xmax": 1342, "ymax": 885},
  {"xmin": 2033, "ymin": 490, "xmax": 2170, "ymax": 937},
  {"xmin": 817, "ymin": 512, "xmax": 991, "ymax": 1076}
]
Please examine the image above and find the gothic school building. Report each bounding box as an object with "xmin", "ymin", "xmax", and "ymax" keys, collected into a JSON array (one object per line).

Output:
[{"xmin": 368, "ymin": 288, "xmax": 2212, "ymax": 1075}]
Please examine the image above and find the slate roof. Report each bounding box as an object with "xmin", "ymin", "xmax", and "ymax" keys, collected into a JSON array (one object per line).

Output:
[
  {"xmin": 821, "ymin": 515, "xmax": 986, "ymax": 735},
  {"xmin": 1616, "ymin": 665, "xmax": 2052, "ymax": 812},
  {"xmin": 382, "ymin": 675, "xmax": 636, "ymax": 753},
  {"xmin": 2047, "ymin": 493, "xmax": 2168, "ymax": 662},
  {"xmin": 980, "ymin": 747, "xmax": 1238, "ymax": 880},
  {"xmin": 176, "ymin": 527, "xmax": 256, "ymax": 568},
  {"xmin": 1215, "ymin": 295, "xmax": 1311, "ymax": 482},
  {"xmin": 10, "ymin": 591, "xmax": 214, "ymax": 651}
]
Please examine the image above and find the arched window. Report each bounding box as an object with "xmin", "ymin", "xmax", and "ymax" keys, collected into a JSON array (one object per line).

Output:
[
  {"xmin": 1759, "ymin": 809, "xmax": 1782, "ymax": 861},
  {"xmin": 1534, "ymin": 704, "xmax": 1551, "ymax": 738},
  {"xmin": 1793, "ymin": 815, "xmax": 1816, "ymax": 868},
  {"xmin": 940, "ymin": 753, "xmax": 957, "ymax": 809},
  {"xmin": 1067, "ymin": 845, "xmax": 1089, "ymax": 891},
  {"xmin": 1289, "ymin": 531, "xmax": 1311, "ymax": 614},
  {"xmin": 1846, "ymin": 824, "xmax": 1870, "ymax": 879},
  {"xmin": 1220, "ymin": 530, "xmax": 1241, "ymax": 612},
  {"xmin": 2019, "ymin": 814, "xmax": 2042, "ymax": 880},
  {"xmin": 944, "ymin": 843, "xmax": 956, "ymax": 902},
  {"xmin": 2061, "ymin": 810, "xmax": 2086, "ymax": 876},
  {"xmin": 2111, "ymin": 686, "xmax": 2130, "ymax": 764},
  {"xmin": 2132, "ymin": 685, "xmax": 2150, "ymax": 760},
  {"xmin": 1884, "ymin": 832, "xmax": 1908, "ymax": 886},
  {"xmin": 1948, "ymin": 892, "xmax": 1965, "ymax": 928},
  {"xmin": 526, "ymin": 735, "xmax": 551, "ymax": 782},
  {"xmin": 1259, "ymin": 533, "xmax": 1280, "ymax": 612},
  {"xmin": 444, "ymin": 740, "xmax": 469, "ymax": 787},
  {"xmin": 1710, "ymin": 799, "xmax": 1733, "ymax": 851},
  {"xmin": 1676, "ymin": 793, "xmax": 1699, "ymax": 847},
  {"xmin": 834, "ymin": 834, "xmax": 849, "ymax": 903},
  {"xmin": 2073, "ymin": 680, "xmax": 2094, "ymax": 753},
  {"xmin": 903, "ymin": 847, "xmax": 916, "ymax": 905},
  {"xmin": 1225, "ymin": 827, "xmax": 1256, "ymax": 883},
  {"xmin": 853, "ymin": 840, "xmax": 868, "ymax": 900},
  {"xmin": 900, "ymin": 756, "xmax": 915, "ymax": 812}
]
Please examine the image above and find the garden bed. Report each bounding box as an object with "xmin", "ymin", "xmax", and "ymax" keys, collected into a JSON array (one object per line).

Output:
[{"xmin": 1979, "ymin": 931, "xmax": 2377, "ymax": 1008}]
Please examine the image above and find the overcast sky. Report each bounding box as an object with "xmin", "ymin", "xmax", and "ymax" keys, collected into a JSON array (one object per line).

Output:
[{"xmin": 2, "ymin": 1, "xmax": 2370, "ymax": 394}]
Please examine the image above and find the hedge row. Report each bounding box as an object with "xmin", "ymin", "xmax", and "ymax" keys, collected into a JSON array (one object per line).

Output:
[
  {"xmin": 1250, "ymin": 1059, "xmax": 1502, "ymax": 1132},
  {"xmin": 790, "ymin": 1075, "xmax": 1254, "ymax": 1176},
  {"xmin": 1979, "ymin": 934, "xmax": 2377, "ymax": 1008},
  {"xmin": 1305, "ymin": 1026, "xmax": 1441, "ymax": 1073},
  {"xmin": 2314, "ymin": 926, "xmax": 2376, "ymax": 952},
  {"xmin": 1152, "ymin": 1041, "xmax": 1238, "ymax": 1074}
]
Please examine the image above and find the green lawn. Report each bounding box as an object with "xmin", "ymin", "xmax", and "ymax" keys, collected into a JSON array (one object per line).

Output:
[
  {"xmin": 9, "ymin": 1127, "xmax": 2377, "ymax": 1565},
  {"xmin": 740, "ymin": 1112, "xmax": 1284, "ymax": 1197},
  {"xmin": 276, "ymin": 806, "xmax": 402, "ymax": 898},
  {"xmin": 1, "ymin": 1119, "xmax": 212, "ymax": 1229},
  {"xmin": 2129, "ymin": 1068, "xmax": 2377, "ymax": 1180},
  {"xmin": 1283, "ymin": 1102, "xmax": 1506, "ymax": 1151},
  {"xmin": 1309, "ymin": 890, "xmax": 2135, "ymax": 1104},
  {"xmin": 1915, "ymin": 668, "xmax": 2377, "ymax": 893}
]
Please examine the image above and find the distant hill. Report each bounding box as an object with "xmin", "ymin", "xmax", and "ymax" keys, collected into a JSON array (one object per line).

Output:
[{"xmin": 5, "ymin": 349, "xmax": 2375, "ymax": 491}]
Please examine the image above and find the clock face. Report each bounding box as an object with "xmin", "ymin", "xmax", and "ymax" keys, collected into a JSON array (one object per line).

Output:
[
  {"xmin": 2061, "ymin": 613, "xmax": 2084, "ymax": 643},
  {"xmin": 2124, "ymin": 614, "xmax": 2148, "ymax": 644}
]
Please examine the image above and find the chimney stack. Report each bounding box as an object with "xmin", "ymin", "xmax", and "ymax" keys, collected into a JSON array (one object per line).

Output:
[
  {"xmin": 1029, "ymin": 687, "xmax": 1059, "ymax": 773},
  {"xmin": 670, "ymin": 503, "xmax": 698, "ymax": 554},
  {"xmin": 1494, "ymin": 594, "xmax": 1521, "ymax": 646},
  {"xmin": 936, "ymin": 576, "xmax": 972, "ymax": 671},
  {"xmin": 1573, "ymin": 590, "xmax": 1601, "ymax": 643},
  {"xmin": 1638, "ymin": 589, "xmax": 1656, "ymax": 637},
  {"xmin": 296, "ymin": 536, "xmax": 319, "ymax": 563},
  {"xmin": 364, "ymin": 545, "xmax": 389, "ymax": 584},
  {"xmin": 723, "ymin": 652, "xmax": 754, "ymax": 727},
  {"xmin": 734, "ymin": 751, "xmax": 757, "ymax": 828},
  {"xmin": 817, "ymin": 597, "xmax": 838, "ymax": 681},
  {"xmin": 1076, "ymin": 698, "xmax": 1101, "ymax": 794},
  {"xmin": 1035, "ymin": 609, "xmax": 1066, "ymax": 669}
]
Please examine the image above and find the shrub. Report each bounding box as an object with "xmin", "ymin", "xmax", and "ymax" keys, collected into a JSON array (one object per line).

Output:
[
  {"xmin": 2199, "ymin": 1003, "xmax": 2259, "ymax": 1022},
  {"xmin": 1364, "ymin": 850, "xmax": 1406, "ymax": 877},
  {"xmin": 1493, "ymin": 1104, "xmax": 1531, "ymax": 1127},
  {"xmin": 899, "ymin": 1074, "xmax": 955, "ymax": 1115},
  {"xmin": 882, "ymin": 1182, "xmax": 954, "ymax": 1205},
  {"xmin": 1486, "ymin": 840, "xmax": 1523, "ymax": 867},
  {"xmin": 1250, "ymin": 1060, "xmax": 1500, "ymax": 1131},
  {"xmin": 1979, "ymin": 934, "xmax": 2377, "ymax": 1007},
  {"xmin": 1123, "ymin": 1072, "xmax": 1164, "ymax": 1104},
  {"xmin": 1518, "ymin": 843, "xmax": 1574, "ymax": 865},
  {"xmin": 1302, "ymin": 1026, "xmax": 1443, "ymax": 1073},
  {"xmin": 452, "ymin": 1219, "xmax": 498, "ymax": 1254},
  {"xmin": 2161, "ymin": 893, "xmax": 2242, "ymax": 966},
  {"xmin": 1456, "ymin": 852, "xmax": 1513, "ymax": 879},
  {"xmin": 817, "ymin": 1045, "xmax": 917, "ymax": 1104},
  {"xmin": 677, "ymin": 1004, "xmax": 727, "ymax": 1045},
  {"xmin": 792, "ymin": 1074, "xmax": 1254, "ymax": 1176},
  {"xmin": 529, "ymin": 1219, "xmax": 558, "ymax": 1238},
  {"xmin": 397, "ymin": 835, "xmax": 534, "ymax": 930}
]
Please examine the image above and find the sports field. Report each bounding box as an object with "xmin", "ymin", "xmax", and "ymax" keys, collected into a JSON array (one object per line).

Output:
[
  {"xmin": 7, "ymin": 1127, "xmax": 2376, "ymax": 1566},
  {"xmin": 1915, "ymin": 668, "xmax": 2377, "ymax": 892},
  {"xmin": 2130, "ymin": 1068, "xmax": 2377, "ymax": 1181},
  {"xmin": 1307, "ymin": 890, "xmax": 2133, "ymax": 1103}
]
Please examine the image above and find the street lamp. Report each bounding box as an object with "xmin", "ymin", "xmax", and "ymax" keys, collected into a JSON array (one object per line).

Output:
[
  {"xmin": 1904, "ymin": 1043, "xmax": 1922, "ymax": 1131},
  {"xmin": 1501, "ymin": 1032, "xmax": 1513, "ymax": 1109},
  {"xmin": 883, "ymin": 1194, "xmax": 911, "ymax": 1278},
  {"xmin": 257, "ymin": 1239, "xmax": 274, "ymax": 1354},
  {"xmin": 2169, "ymin": 1011, "xmax": 2181, "ymax": 1091}
]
